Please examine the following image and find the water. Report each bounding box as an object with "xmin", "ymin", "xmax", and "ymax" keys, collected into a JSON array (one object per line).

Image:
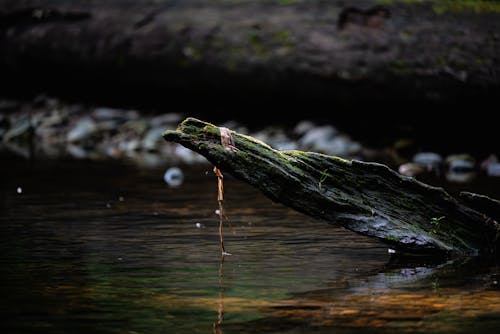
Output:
[{"xmin": 1, "ymin": 156, "xmax": 500, "ymax": 334}]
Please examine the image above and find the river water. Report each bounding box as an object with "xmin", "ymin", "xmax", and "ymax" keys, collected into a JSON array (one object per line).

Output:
[{"xmin": 1, "ymin": 155, "xmax": 499, "ymax": 333}]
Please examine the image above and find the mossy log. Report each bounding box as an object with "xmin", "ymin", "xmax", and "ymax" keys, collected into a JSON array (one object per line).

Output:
[{"xmin": 164, "ymin": 118, "xmax": 500, "ymax": 256}]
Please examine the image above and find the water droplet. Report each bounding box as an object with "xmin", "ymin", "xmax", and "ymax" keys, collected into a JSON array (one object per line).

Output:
[
  {"xmin": 164, "ymin": 167, "xmax": 184, "ymax": 187},
  {"xmin": 16, "ymin": 186, "xmax": 22, "ymax": 194}
]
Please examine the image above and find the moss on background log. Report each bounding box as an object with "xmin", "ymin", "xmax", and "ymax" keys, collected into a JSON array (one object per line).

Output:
[
  {"xmin": 164, "ymin": 118, "xmax": 500, "ymax": 256},
  {"xmin": 1, "ymin": 0, "xmax": 500, "ymax": 107}
]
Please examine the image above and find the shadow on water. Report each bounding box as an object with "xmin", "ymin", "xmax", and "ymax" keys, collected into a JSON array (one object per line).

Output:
[{"xmin": 1, "ymin": 156, "xmax": 500, "ymax": 333}]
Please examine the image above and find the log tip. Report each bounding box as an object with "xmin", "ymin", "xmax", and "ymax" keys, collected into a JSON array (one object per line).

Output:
[
  {"xmin": 162, "ymin": 129, "xmax": 180, "ymax": 142},
  {"xmin": 162, "ymin": 117, "xmax": 211, "ymax": 143}
]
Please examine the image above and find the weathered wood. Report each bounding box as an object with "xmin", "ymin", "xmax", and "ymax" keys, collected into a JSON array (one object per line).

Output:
[
  {"xmin": 164, "ymin": 118, "xmax": 500, "ymax": 256},
  {"xmin": 460, "ymin": 192, "xmax": 500, "ymax": 222}
]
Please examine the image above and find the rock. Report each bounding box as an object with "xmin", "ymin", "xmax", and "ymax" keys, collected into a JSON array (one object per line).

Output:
[
  {"xmin": 66, "ymin": 144, "xmax": 89, "ymax": 159},
  {"xmin": 93, "ymin": 107, "xmax": 138, "ymax": 121},
  {"xmin": 254, "ymin": 127, "xmax": 296, "ymax": 151},
  {"xmin": 412, "ymin": 152, "xmax": 443, "ymax": 170},
  {"xmin": 2, "ymin": 115, "xmax": 31, "ymax": 142},
  {"xmin": 118, "ymin": 139, "xmax": 140, "ymax": 153},
  {"xmin": 445, "ymin": 154, "xmax": 476, "ymax": 183},
  {"xmin": 445, "ymin": 154, "xmax": 475, "ymax": 173},
  {"xmin": 398, "ymin": 162, "xmax": 426, "ymax": 177},
  {"xmin": 174, "ymin": 144, "xmax": 206, "ymax": 163},
  {"xmin": 323, "ymin": 136, "xmax": 361, "ymax": 157},
  {"xmin": 293, "ymin": 120, "xmax": 315, "ymax": 136},
  {"xmin": 274, "ymin": 141, "xmax": 298, "ymax": 151},
  {"xmin": 487, "ymin": 163, "xmax": 500, "ymax": 177},
  {"xmin": 142, "ymin": 127, "xmax": 165, "ymax": 151},
  {"xmin": 96, "ymin": 120, "xmax": 120, "ymax": 132},
  {"xmin": 67, "ymin": 117, "xmax": 97, "ymax": 142},
  {"xmin": 299, "ymin": 125, "xmax": 338, "ymax": 148},
  {"xmin": 38, "ymin": 109, "xmax": 67, "ymax": 129},
  {"xmin": 480, "ymin": 154, "xmax": 498, "ymax": 171},
  {"xmin": 299, "ymin": 125, "xmax": 360, "ymax": 157},
  {"xmin": 150, "ymin": 113, "xmax": 184, "ymax": 126},
  {"xmin": 122, "ymin": 120, "xmax": 148, "ymax": 136},
  {"xmin": 479, "ymin": 154, "xmax": 500, "ymax": 177}
]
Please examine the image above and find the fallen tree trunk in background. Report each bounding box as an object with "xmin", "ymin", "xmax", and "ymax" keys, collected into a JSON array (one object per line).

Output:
[
  {"xmin": 164, "ymin": 118, "xmax": 500, "ymax": 256},
  {"xmin": 0, "ymin": 0, "xmax": 499, "ymax": 111}
]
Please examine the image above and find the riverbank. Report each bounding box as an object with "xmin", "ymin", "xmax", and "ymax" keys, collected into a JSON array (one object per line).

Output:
[{"xmin": 1, "ymin": 96, "xmax": 499, "ymax": 189}]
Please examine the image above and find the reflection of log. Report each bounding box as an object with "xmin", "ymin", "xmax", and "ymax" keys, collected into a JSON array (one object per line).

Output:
[{"xmin": 164, "ymin": 118, "xmax": 500, "ymax": 256}]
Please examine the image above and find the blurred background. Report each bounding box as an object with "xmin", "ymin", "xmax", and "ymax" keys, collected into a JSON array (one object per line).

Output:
[
  {"xmin": 1, "ymin": 2, "xmax": 500, "ymax": 333},
  {"xmin": 1, "ymin": 0, "xmax": 499, "ymax": 168}
]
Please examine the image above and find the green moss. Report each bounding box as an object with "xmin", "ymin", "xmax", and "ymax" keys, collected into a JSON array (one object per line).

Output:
[
  {"xmin": 390, "ymin": 60, "xmax": 411, "ymax": 74},
  {"xmin": 318, "ymin": 169, "xmax": 332, "ymax": 191},
  {"xmin": 277, "ymin": 0, "xmax": 302, "ymax": 5},
  {"xmin": 247, "ymin": 31, "xmax": 269, "ymax": 58},
  {"xmin": 183, "ymin": 44, "xmax": 202, "ymax": 62},
  {"xmin": 272, "ymin": 30, "xmax": 294, "ymax": 47},
  {"xmin": 386, "ymin": 234, "xmax": 402, "ymax": 242},
  {"xmin": 377, "ymin": 0, "xmax": 500, "ymax": 14},
  {"xmin": 399, "ymin": 30, "xmax": 413, "ymax": 42},
  {"xmin": 433, "ymin": 0, "xmax": 500, "ymax": 14}
]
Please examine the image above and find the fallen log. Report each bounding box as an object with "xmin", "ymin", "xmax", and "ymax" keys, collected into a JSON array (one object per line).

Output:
[{"xmin": 163, "ymin": 118, "xmax": 500, "ymax": 256}]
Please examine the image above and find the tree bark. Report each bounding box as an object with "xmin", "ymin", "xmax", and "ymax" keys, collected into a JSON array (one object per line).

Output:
[{"xmin": 164, "ymin": 118, "xmax": 500, "ymax": 256}]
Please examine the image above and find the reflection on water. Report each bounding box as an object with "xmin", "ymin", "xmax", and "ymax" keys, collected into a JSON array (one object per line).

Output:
[
  {"xmin": 1, "ymin": 156, "xmax": 499, "ymax": 333},
  {"xmin": 214, "ymin": 257, "xmax": 225, "ymax": 334}
]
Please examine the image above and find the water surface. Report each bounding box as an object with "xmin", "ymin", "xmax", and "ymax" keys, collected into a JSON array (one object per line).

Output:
[{"xmin": 1, "ymin": 156, "xmax": 499, "ymax": 333}]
